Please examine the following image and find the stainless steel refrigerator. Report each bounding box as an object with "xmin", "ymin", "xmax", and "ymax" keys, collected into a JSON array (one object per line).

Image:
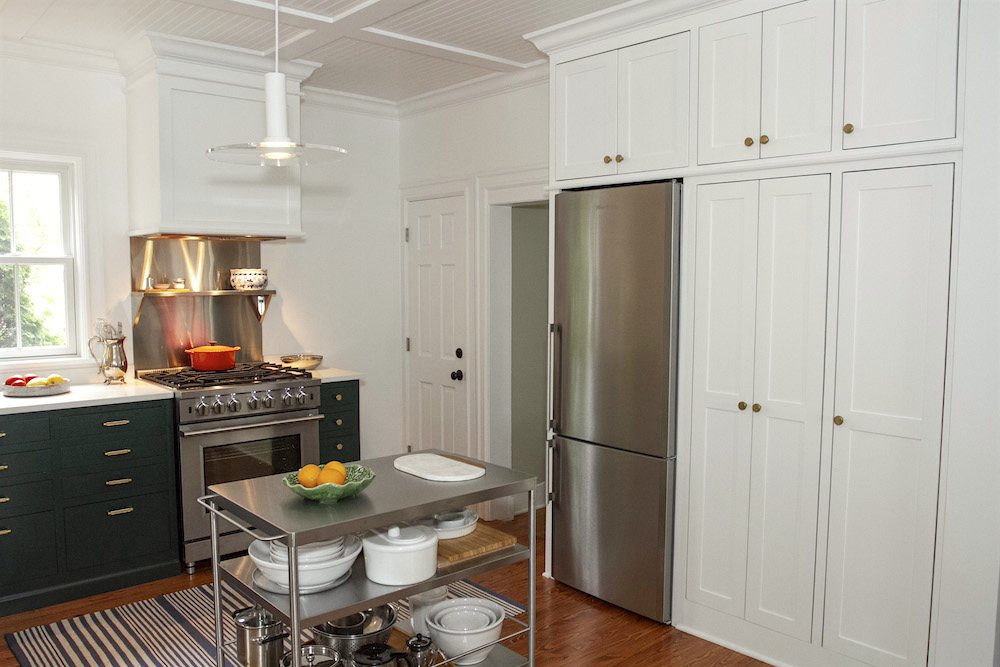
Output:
[{"xmin": 550, "ymin": 180, "xmax": 679, "ymax": 623}]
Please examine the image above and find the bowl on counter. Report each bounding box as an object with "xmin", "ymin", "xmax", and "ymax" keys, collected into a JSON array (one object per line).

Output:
[
  {"xmin": 425, "ymin": 598, "xmax": 505, "ymax": 665},
  {"xmin": 362, "ymin": 524, "xmax": 438, "ymax": 586},
  {"xmin": 280, "ymin": 354, "xmax": 324, "ymax": 370},
  {"xmin": 284, "ymin": 464, "xmax": 375, "ymax": 504},
  {"xmin": 230, "ymin": 268, "xmax": 268, "ymax": 291},
  {"xmin": 311, "ymin": 604, "xmax": 397, "ymax": 658},
  {"xmin": 248, "ymin": 534, "xmax": 360, "ymax": 589}
]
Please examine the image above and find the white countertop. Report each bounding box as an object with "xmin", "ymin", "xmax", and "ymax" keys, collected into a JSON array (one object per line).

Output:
[
  {"xmin": 262, "ymin": 356, "xmax": 362, "ymax": 383},
  {"xmin": 0, "ymin": 380, "xmax": 173, "ymax": 416}
]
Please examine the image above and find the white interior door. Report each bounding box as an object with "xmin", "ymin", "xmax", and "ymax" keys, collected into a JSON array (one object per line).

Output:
[
  {"xmin": 554, "ymin": 51, "xmax": 618, "ymax": 180},
  {"xmin": 823, "ymin": 164, "xmax": 953, "ymax": 666},
  {"xmin": 842, "ymin": 0, "xmax": 959, "ymax": 148},
  {"xmin": 759, "ymin": 0, "xmax": 834, "ymax": 158},
  {"xmin": 406, "ymin": 195, "xmax": 471, "ymax": 457},
  {"xmin": 697, "ymin": 13, "xmax": 762, "ymax": 165},
  {"xmin": 686, "ymin": 180, "xmax": 758, "ymax": 616},
  {"xmin": 617, "ymin": 32, "xmax": 690, "ymax": 174},
  {"xmin": 744, "ymin": 175, "xmax": 830, "ymax": 641}
]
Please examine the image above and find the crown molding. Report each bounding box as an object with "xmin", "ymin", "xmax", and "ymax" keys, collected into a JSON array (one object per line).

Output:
[
  {"xmin": 0, "ymin": 38, "xmax": 120, "ymax": 75},
  {"xmin": 301, "ymin": 86, "xmax": 398, "ymax": 120},
  {"xmin": 525, "ymin": 0, "xmax": 739, "ymax": 54},
  {"xmin": 398, "ymin": 63, "xmax": 548, "ymax": 118}
]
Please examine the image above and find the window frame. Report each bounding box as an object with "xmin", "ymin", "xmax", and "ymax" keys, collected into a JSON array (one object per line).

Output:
[{"xmin": 0, "ymin": 158, "xmax": 79, "ymax": 360}]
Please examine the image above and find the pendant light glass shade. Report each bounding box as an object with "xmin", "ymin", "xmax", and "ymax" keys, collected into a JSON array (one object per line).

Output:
[{"xmin": 206, "ymin": 3, "xmax": 346, "ymax": 167}]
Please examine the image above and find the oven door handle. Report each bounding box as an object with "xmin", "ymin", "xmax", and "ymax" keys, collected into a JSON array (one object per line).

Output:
[{"xmin": 180, "ymin": 414, "xmax": 325, "ymax": 437}]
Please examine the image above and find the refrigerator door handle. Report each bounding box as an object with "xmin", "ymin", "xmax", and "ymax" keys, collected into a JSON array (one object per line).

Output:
[
  {"xmin": 551, "ymin": 438, "xmax": 560, "ymax": 505},
  {"xmin": 549, "ymin": 323, "xmax": 562, "ymax": 432}
]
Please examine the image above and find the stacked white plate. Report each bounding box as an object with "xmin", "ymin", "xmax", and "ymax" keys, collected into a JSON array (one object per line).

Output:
[
  {"xmin": 248, "ymin": 535, "xmax": 360, "ymax": 595},
  {"xmin": 417, "ymin": 508, "xmax": 478, "ymax": 540}
]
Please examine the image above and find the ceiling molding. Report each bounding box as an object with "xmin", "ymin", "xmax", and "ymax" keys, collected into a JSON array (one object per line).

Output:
[
  {"xmin": 0, "ymin": 37, "xmax": 119, "ymax": 75},
  {"xmin": 525, "ymin": 0, "xmax": 739, "ymax": 54},
  {"xmin": 301, "ymin": 85, "xmax": 398, "ymax": 119},
  {"xmin": 398, "ymin": 62, "xmax": 547, "ymax": 118},
  {"xmin": 359, "ymin": 27, "xmax": 531, "ymax": 72}
]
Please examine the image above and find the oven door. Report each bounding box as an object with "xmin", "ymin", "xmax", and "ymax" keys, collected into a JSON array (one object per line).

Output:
[{"xmin": 178, "ymin": 410, "xmax": 322, "ymax": 544}]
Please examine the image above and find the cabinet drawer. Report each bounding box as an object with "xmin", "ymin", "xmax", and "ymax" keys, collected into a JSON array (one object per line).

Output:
[
  {"xmin": 0, "ymin": 511, "xmax": 58, "ymax": 593},
  {"xmin": 0, "ymin": 480, "xmax": 54, "ymax": 518},
  {"xmin": 52, "ymin": 403, "xmax": 170, "ymax": 442},
  {"xmin": 64, "ymin": 492, "xmax": 173, "ymax": 570},
  {"xmin": 321, "ymin": 381, "xmax": 358, "ymax": 407},
  {"xmin": 320, "ymin": 433, "xmax": 360, "ymax": 464},
  {"xmin": 62, "ymin": 462, "xmax": 169, "ymax": 501},
  {"xmin": 60, "ymin": 434, "xmax": 170, "ymax": 470},
  {"xmin": 0, "ymin": 448, "xmax": 51, "ymax": 481},
  {"xmin": 0, "ymin": 415, "xmax": 50, "ymax": 452},
  {"xmin": 319, "ymin": 408, "xmax": 359, "ymax": 436}
]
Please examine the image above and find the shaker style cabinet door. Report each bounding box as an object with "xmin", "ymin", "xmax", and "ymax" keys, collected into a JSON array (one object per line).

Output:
[
  {"xmin": 617, "ymin": 33, "xmax": 690, "ymax": 174},
  {"xmin": 554, "ymin": 51, "xmax": 618, "ymax": 180},
  {"xmin": 842, "ymin": 0, "xmax": 959, "ymax": 148},
  {"xmin": 759, "ymin": 0, "xmax": 834, "ymax": 158},
  {"xmin": 823, "ymin": 165, "xmax": 953, "ymax": 666},
  {"xmin": 697, "ymin": 14, "xmax": 762, "ymax": 165},
  {"xmin": 686, "ymin": 180, "xmax": 759, "ymax": 616}
]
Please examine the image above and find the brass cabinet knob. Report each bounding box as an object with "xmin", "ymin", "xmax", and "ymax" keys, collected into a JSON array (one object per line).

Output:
[
  {"xmin": 603, "ymin": 155, "xmax": 612, "ymax": 164},
  {"xmin": 833, "ymin": 415, "xmax": 845, "ymax": 426},
  {"xmin": 760, "ymin": 134, "xmax": 769, "ymax": 144},
  {"xmin": 336, "ymin": 443, "xmax": 344, "ymax": 451},
  {"xmin": 737, "ymin": 401, "xmax": 748, "ymax": 411},
  {"xmin": 752, "ymin": 403, "xmax": 762, "ymax": 413},
  {"xmin": 335, "ymin": 418, "xmax": 344, "ymax": 426},
  {"xmin": 744, "ymin": 137, "xmax": 754, "ymax": 147},
  {"xmin": 335, "ymin": 393, "xmax": 343, "ymax": 401},
  {"xmin": 615, "ymin": 154, "xmax": 624, "ymax": 163},
  {"xmin": 843, "ymin": 123, "xmax": 854, "ymax": 134}
]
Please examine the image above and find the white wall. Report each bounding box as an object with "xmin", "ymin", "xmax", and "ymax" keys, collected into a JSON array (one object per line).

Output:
[
  {"xmin": 262, "ymin": 100, "xmax": 403, "ymax": 459},
  {"xmin": 488, "ymin": 205, "xmax": 512, "ymax": 474}
]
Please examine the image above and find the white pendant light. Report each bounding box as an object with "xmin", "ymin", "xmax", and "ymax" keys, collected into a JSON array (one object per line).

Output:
[{"xmin": 206, "ymin": 0, "xmax": 347, "ymax": 166}]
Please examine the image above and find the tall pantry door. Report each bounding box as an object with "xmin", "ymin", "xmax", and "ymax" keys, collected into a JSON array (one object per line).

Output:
[{"xmin": 823, "ymin": 164, "xmax": 953, "ymax": 666}]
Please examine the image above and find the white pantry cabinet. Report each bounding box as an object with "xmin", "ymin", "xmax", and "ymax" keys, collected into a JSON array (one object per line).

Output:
[
  {"xmin": 823, "ymin": 164, "xmax": 953, "ymax": 667},
  {"xmin": 687, "ymin": 175, "xmax": 830, "ymax": 642},
  {"xmin": 555, "ymin": 33, "xmax": 689, "ymax": 180},
  {"xmin": 842, "ymin": 0, "xmax": 959, "ymax": 149},
  {"xmin": 698, "ymin": 0, "xmax": 833, "ymax": 165}
]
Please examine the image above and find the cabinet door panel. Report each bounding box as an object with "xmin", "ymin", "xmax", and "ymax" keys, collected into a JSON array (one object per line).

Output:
[
  {"xmin": 842, "ymin": 0, "xmax": 958, "ymax": 148},
  {"xmin": 824, "ymin": 165, "xmax": 953, "ymax": 666},
  {"xmin": 760, "ymin": 0, "xmax": 833, "ymax": 158},
  {"xmin": 687, "ymin": 181, "xmax": 758, "ymax": 615},
  {"xmin": 745, "ymin": 175, "xmax": 829, "ymax": 640},
  {"xmin": 555, "ymin": 52, "xmax": 618, "ymax": 180},
  {"xmin": 617, "ymin": 33, "xmax": 690, "ymax": 173},
  {"xmin": 698, "ymin": 14, "xmax": 762, "ymax": 165}
]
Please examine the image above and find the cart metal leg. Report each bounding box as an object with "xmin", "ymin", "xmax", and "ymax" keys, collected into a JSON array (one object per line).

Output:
[
  {"xmin": 210, "ymin": 502, "xmax": 224, "ymax": 667},
  {"xmin": 528, "ymin": 487, "xmax": 536, "ymax": 666},
  {"xmin": 288, "ymin": 533, "xmax": 301, "ymax": 667}
]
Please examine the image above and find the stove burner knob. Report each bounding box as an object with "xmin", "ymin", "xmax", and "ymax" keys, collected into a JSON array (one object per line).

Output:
[
  {"xmin": 281, "ymin": 388, "xmax": 293, "ymax": 407},
  {"xmin": 247, "ymin": 391, "xmax": 260, "ymax": 410},
  {"xmin": 262, "ymin": 390, "xmax": 274, "ymax": 409},
  {"xmin": 227, "ymin": 394, "xmax": 241, "ymax": 413},
  {"xmin": 194, "ymin": 397, "xmax": 209, "ymax": 417},
  {"xmin": 211, "ymin": 395, "xmax": 224, "ymax": 415},
  {"xmin": 295, "ymin": 387, "xmax": 307, "ymax": 405}
]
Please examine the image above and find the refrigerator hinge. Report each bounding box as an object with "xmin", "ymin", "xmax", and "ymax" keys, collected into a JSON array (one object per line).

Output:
[{"xmin": 547, "ymin": 491, "xmax": 553, "ymax": 502}]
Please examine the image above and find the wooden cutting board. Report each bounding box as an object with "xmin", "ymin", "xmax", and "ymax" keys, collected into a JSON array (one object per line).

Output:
[{"xmin": 437, "ymin": 524, "xmax": 517, "ymax": 567}]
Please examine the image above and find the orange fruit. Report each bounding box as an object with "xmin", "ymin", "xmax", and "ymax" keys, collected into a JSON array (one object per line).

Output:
[
  {"xmin": 324, "ymin": 461, "xmax": 347, "ymax": 479},
  {"xmin": 297, "ymin": 464, "xmax": 322, "ymax": 488},
  {"xmin": 317, "ymin": 465, "xmax": 347, "ymax": 486}
]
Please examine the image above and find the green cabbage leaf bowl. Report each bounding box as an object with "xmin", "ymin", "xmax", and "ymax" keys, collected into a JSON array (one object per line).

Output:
[{"xmin": 283, "ymin": 464, "xmax": 375, "ymax": 504}]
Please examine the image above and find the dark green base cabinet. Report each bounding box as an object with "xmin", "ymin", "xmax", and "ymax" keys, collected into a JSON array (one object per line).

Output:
[
  {"xmin": 0, "ymin": 400, "xmax": 179, "ymax": 616},
  {"xmin": 319, "ymin": 381, "xmax": 361, "ymax": 463}
]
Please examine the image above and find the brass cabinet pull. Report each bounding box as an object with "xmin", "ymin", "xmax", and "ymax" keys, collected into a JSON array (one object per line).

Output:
[
  {"xmin": 335, "ymin": 394, "xmax": 343, "ymax": 401},
  {"xmin": 336, "ymin": 443, "xmax": 344, "ymax": 451},
  {"xmin": 0, "ymin": 465, "xmax": 7, "ymax": 472},
  {"xmin": 744, "ymin": 137, "xmax": 755, "ymax": 146},
  {"xmin": 104, "ymin": 448, "xmax": 132, "ymax": 457},
  {"xmin": 760, "ymin": 134, "xmax": 770, "ymax": 144},
  {"xmin": 603, "ymin": 155, "xmax": 612, "ymax": 164},
  {"xmin": 103, "ymin": 419, "xmax": 130, "ymax": 427},
  {"xmin": 105, "ymin": 478, "xmax": 133, "ymax": 487},
  {"xmin": 335, "ymin": 418, "xmax": 344, "ymax": 426},
  {"xmin": 107, "ymin": 506, "xmax": 134, "ymax": 517},
  {"xmin": 737, "ymin": 401, "xmax": 748, "ymax": 411},
  {"xmin": 0, "ymin": 529, "xmax": 11, "ymax": 536},
  {"xmin": 752, "ymin": 403, "xmax": 762, "ymax": 413},
  {"xmin": 615, "ymin": 154, "xmax": 624, "ymax": 163},
  {"xmin": 843, "ymin": 123, "xmax": 854, "ymax": 134},
  {"xmin": 833, "ymin": 415, "xmax": 845, "ymax": 426},
  {"xmin": 0, "ymin": 497, "xmax": 9, "ymax": 504}
]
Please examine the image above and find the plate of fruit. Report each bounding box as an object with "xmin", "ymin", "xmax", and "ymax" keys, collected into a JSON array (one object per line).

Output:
[
  {"xmin": 2, "ymin": 373, "xmax": 70, "ymax": 398},
  {"xmin": 284, "ymin": 461, "xmax": 375, "ymax": 504}
]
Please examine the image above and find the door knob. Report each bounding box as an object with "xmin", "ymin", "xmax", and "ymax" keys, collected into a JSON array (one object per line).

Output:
[
  {"xmin": 450, "ymin": 370, "xmax": 464, "ymax": 381},
  {"xmin": 751, "ymin": 403, "xmax": 762, "ymax": 413},
  {"xmin": 603, "ymin": 155, "xmax": 612, "ymax": 164},
  {"xmin": 744, "ymin": 137, "xmax": 754, "ymax": 146},
  {"xmin": 833, "ymin": 415, "xmax": 844, "ymax": 426},
  {"xmin": 456, "ymin": 347, "xmax": 463, "ymax": 359},
  {"xmin": 737, "ymin": 401, "xmax": 748, "ymax": 411}
]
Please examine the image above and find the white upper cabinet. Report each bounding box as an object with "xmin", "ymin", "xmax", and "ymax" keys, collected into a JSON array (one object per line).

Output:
[
  {"xmin": 698, "ymin": 1, "xmax": 834, "ymax": 165},
  {"xmin": 554, "ymin": 33, "xmax": 690, "ymax": 181},
  {"xmin": 842, "ymin": 0, "xmax": 959, "ymax": 149},
  {"xmin": 824, "ymin": 164, "xmax": 953, "ymax": 666}
]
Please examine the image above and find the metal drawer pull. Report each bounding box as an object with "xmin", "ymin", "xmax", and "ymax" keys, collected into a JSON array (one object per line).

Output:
[
  {"xmin": 0, "ymin": 465, "xmax": 7, "ymax": 472},
  {"xmin": 0, "ymin": 432, "xmax": 6, "ymax": 438},
  {"xmin": 103, "ymin": 419, "xmax": 131, "ymax": 427},
  {"xmin": 106, "ymin": 478, "xmax": 133, "ymax": 486},
  {"xmin": 0, "ymin": 497, "xmax": 8, "ymax": 504},
  {"xmin": 107, "ymin": 507, "xmax": 134, "ymax": 517},
  {"xmin": 104, "ymin": 448, "xmax": 132, "ymax": 457},
  {"xmin": 0, "ymin": 529, "xmax": 10, "ymax": 536}
]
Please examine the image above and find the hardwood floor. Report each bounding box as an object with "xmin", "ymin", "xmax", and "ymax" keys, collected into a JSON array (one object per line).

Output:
[{"xmin": 0, "ymin": 510, "xmax": 765, "ymax": 666}]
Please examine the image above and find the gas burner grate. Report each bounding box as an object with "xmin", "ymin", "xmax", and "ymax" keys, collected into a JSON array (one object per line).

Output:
[{"xmin": 141, "ymin": 362, "xmax": 312, "ymax": 390}]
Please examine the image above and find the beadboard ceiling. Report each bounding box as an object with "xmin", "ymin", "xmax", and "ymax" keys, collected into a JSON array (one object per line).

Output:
[{"xmin": 0, "ymin": 0, "xmax": 629, "ymax": 102}]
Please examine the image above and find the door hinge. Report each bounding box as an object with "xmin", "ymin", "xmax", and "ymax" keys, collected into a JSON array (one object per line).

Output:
[
  {"xmin": 404, "ymin": 228, "xmax": 409, "ymax": 242},
  {"xmin": 407, "ymin": 445, "xmax": 413, "ymax": 453},
  {"xmin": 405, "ymin": 337, "xmax": 411, "ymax": 351},
  {"xmin": 547, "ymin": 491, "xmax": 553, "ymax": 502}
]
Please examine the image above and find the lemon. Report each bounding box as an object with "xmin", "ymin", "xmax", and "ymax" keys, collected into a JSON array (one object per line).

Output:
[{"xmin": 297, "ymin": 464, "xmax": 322, "ymax": 488}]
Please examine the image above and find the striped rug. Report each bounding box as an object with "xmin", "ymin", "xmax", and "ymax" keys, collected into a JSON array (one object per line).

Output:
[{"xmin": 5, "ymin": 580, "xmax": 524, "ymax": 667}]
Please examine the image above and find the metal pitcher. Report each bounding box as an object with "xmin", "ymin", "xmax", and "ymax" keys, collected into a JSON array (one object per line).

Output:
[{"xmin": 88, "ymin": 335, "xmax": 128, "ymax": 384}]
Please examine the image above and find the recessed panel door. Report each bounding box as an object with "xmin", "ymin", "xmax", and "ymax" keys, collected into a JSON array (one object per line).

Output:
[
  {"xmin": 554, "ymin": 51, "xmax": 618, "ymax": 180},
  {"xmin": 406, "ymin": 196, "xmax": 470, "ymax": 457}
]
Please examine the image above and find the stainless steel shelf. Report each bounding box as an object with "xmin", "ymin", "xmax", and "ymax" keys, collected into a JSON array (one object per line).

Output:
[
  {"xmin": 132, "ymin": 289, "xmax": 276, "ymax": 297},
  {"xmin": 220, "ymin": 544, "xmax": 529, "ymax": 626},
  {"xmin": 447, "ymin": 645, "xmax": 527, "ymax": 667}
]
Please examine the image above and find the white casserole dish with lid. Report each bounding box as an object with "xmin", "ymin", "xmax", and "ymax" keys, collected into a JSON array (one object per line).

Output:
[{"xmin": 362, "ymin": 524, "xmax": 438, "ymax": 585}]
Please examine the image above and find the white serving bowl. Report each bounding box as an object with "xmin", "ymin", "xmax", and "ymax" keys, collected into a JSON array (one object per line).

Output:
[
  {"xmin": 417, "ymin": 509, "xmax": 478, "ymax": 540},
  {"xmin": 269, "ymin": 537, "xmax": 345, "ymax": 563},
  {"xmin": 362, "ymin": 524, "xmax": 438, "ymax": 586},
  {"xmin": 230, "ymin": 268, "xmax": 268, "ymax": 291},
  {"xmin": 249, "ymin": 535, "xmax": 360, "ymax": 588},
  {"xmin": 426, "ymin": 598, "xmax": 504, "ymax": 665}
]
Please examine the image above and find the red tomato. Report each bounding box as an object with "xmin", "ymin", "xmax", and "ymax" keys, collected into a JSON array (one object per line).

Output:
[
  {"xmin": 22, "ymin": 374, "xmax": 38, "ymax": 383},
  {"xmin": 4, "ymin": 375, "xmax": 23, "ymax": 386},
  {"xmin": 9, "ymin": 379, "xmax": 26, "ymax": 387}
]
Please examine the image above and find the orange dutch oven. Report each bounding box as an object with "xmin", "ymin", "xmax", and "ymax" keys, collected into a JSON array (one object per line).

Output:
[{"xmin": 184, "ymin": 342, "xmax": 241, "ymax": 371}]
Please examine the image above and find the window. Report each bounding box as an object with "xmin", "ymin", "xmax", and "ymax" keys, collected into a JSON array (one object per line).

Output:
[{"xmin": 0, "ymin": 160, "xmax": 77, "ymax": 359}]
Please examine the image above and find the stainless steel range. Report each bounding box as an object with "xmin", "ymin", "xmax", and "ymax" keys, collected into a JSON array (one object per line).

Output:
[{"xmin": 141, "ymin": 362, "xmax": 323, "ymax": 573}]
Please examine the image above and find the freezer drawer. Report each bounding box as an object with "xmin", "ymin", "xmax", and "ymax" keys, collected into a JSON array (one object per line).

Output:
[{"xmin": 551, "ymin": 437, "xmax": 673, "ymax": 622}]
